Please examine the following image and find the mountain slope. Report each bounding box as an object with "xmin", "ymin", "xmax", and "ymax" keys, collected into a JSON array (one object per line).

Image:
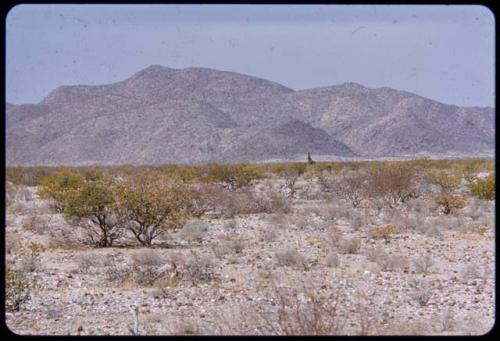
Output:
[{"xmin": 6, "ymin": 65, "xmax": 495, "ymax": 165}]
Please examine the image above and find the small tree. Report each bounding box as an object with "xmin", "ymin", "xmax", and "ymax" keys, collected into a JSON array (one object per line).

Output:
[
  {"xmin": 333, "ymin": 170, "xmax": 370, "ymax": 208},
  {"xmin": 38, "ymin": 168, "xmax": 85, "ymax": 212},
  {"xmin": 369, "ymin": 163, "xmax": 418, "ymax": 208},
  {"xmin": 116, "ymin": 172, "xmax": 191, "ymax": 246},
  {"xmin": 280, "ymin": 163, "xmax": 307, "ymax": 198},
  {"xmin": 64, "ymin": 179, "xmax": 122, "ymax": 247}
]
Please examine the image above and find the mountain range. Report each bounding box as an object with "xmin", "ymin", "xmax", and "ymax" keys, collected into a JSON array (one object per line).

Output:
[{"xmin": 6, "ymin": 65, "xmax": 495, "ymax": 165}]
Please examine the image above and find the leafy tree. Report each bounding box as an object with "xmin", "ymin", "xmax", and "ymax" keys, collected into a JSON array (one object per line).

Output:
[
  {"xmin": 116, "ymin": 172, "xmax": 192, "ymax": 246},
  {"xmin": 38, "ymin": 168, "xmax": 85, "ymax": 212},
  {"xmin": 64, "ymin": 179, "xmax": 122, "ymax": 247}
]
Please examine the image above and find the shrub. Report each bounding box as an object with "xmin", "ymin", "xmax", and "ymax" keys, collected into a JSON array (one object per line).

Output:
[
  {"xmin": 178, "ymin": 221, "xmax": 209, "ymax": 244},
  {"xmin": 265, "ymin": 214, "xmax": 290, "ymax": 230},
  {"xmin": 459, "ymin": 159, "xmax": 484, "ymax": 183},
  {"xmin": 349, "ymin": 212, "xmax": 367, "ymax": 231},
  {"xmin": 319, "ymin": 204, "xmax": 339, "ymax": 222},
  {"xmin": 64, "ymin": 179, "xmax": 122, "ymax": 247},
  {"xmin": 116, "ymin": 172, "xmax": 194, "ymax": 246},
  {"xmin": 224, "ymin": 219, "xmax": 238, "ymax": 229},
  {"xmin": 275, "ymin": 249, "xmax": 308, "ymax": 270},
  {"xmin": 251, "ymin": 188, "xmax": 292, "ymax": 214},
  {"xmin": 256, "ymin": 285, "xmax": 343, "ymax": 335},
  {"xmin": 181, "ymin": 252, "xmax": 216, "ymax": 281},
  {"xmin": 196, "ymin": 184, "xmax": 251, "ymax": 218},
  {"xmin": 406, "ymin": 197, "xmax": 430, "ymax": 215},
  {"xmin": 333, "ymin": 171, "xmax": 370, "ymax": 208},
  {"xmin": 198, "ymin": 163, "xmax": 263, "ymax": 190},
  {"xmin": 365, "ymin": 247, "xmax": 409, "ymax": 272},
  {"xmin": 279, "ymin": 163, "xmax": 307, "ymax": 198},
  {"xmin": 5, "ymin": 270, "xmax": 37, "ymax": 312},
  {"xmin": 468, "ymin": 175, "xmax": 495, "ymax": 201},
  {"xmin": 6, "ymin": 166, "xmax": 54, "ymax": 186},
  {"xmin": 413, "ymin": 286, "xmax": 432, "ymax": 307},
  {"xmin": 103, "ymin": 255, "xmax": 130, "ymax": 284},
  {"xmin": 211, "ymin": 236, "xmax": 245, "ymax": 258},
  {"xmin": 426, "ymin": 170, "xmax": 462, "ymax": 194},
  {"xmin": 338, "ymin": 237, "xmax": 361, "ymax": 254},
  {"xmin": 6, "ymin": 233, "xmax": 23, "ymax": 255},
  {"xmin": 164, "ymin": 165, "xmax": 199, "ymax": 183},
  {"xmin": 325, "ymin": 252, "xmax": 340, "ymax": 268},
  {"xmin": 131, "ymin": 250, "xmax": 169, "ymax": 286},
  {"xmin": 436, "ymin": 195, "xmax": 467, "ymax": 215},
  {"xmin": 22, "ymin": 214, "xmax": 51, "ymax": 234},
  {"xmin": 78, "ymin": 167, "xmax": 104, "ymax": 182},
  {"xmin": 424, "ymin": 225, "xmax": 443, "ymax": 239},
  {"xmin": 322, "ymin": 227, "xmax": 343, "ymax": 250},
  {"xmin": 412, "ymin": 253, "xmax": 434, "ymax": 274},
  {"xmin": 368, "ymin": 162, "xmax": 418, "ymax": 207},
  {"xmin": 38, "ymin": 168, "xmax": 85, "ymax": 212},
  {"xmin": 76, "ymin": 252, "xmax": 103, "ymax": 274},
  {"xmin": 370, "ymin": 223, "xmax": 396, "ymax": 244},
  {"xmin": 408, "ymin": 278, "xmax": 432, "ymax": 306},
  {"xmin": 439, "ymin": 308, "xmax": 455, "ymax": 332},
  {"xmin": 260, "ymin": 229, "xmax": 278, "ymax": 243}
]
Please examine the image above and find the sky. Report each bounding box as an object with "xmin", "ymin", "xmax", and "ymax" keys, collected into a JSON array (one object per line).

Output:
[{"xmin": 6, "ymin": 4, "xmax": 495, "ymax": 107}]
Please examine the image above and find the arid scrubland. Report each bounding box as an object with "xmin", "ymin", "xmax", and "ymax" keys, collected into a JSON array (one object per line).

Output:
[{"xmin": 4, "ymin": 158, "xmax": 495, "ymax": 335}]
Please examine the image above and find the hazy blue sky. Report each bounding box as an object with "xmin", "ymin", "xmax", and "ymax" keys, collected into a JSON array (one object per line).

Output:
[{"xmin": 6, "ymin": 4, "xmax": 495, "ymax": 107}]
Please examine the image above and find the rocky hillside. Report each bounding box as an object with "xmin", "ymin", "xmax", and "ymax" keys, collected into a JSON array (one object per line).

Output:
[{"xmin": 6, "ymin": 65, "xmax": 494, "ymax": 165}]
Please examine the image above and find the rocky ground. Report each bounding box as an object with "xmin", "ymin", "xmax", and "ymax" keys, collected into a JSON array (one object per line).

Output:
[{"xmin": 5, "ymin": 177, "xmax": 495, "ymax": 335}]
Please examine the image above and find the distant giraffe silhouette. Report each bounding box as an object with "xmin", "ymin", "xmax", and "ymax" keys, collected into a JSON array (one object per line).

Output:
[{"xmin": 307, "ymin": 152, "xmax": 315, "ymax": 164}]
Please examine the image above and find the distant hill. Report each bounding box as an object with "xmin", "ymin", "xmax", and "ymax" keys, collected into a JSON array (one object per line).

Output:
[{"xmin": 6, "ymin": 65, "xmax": 494, "ymax": 165}]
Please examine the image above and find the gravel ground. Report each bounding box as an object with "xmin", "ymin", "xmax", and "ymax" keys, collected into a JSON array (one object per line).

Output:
[{"xmin": 5, "ymin": 182, "xmax": 495, "ymax": 335}]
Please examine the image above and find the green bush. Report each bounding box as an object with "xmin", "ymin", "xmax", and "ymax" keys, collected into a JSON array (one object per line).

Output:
[
  {"xmin": 198, "ymin": 163, "xmax": 263, "ymax": 189},
  {"xmin": 6, "ymin": 166, "xmax": 54, "ymax": 186},
  {"xmin": 37, "ymin": 168, "xmax": 85, "ymax": 212},
  {"xmin": 64, "ymin": 178, "xmax": 121, "ymax": 247},
  {"xmin": 468, "ymin": 175, "xmax": 495, "ymax": 201},
  {"xmin": 115, "ymin": 172, "xmax": 195, "ymax": 246},
  {"xmin": 164, "ymin": 165, "xmax": 199, "ymax": 183}
]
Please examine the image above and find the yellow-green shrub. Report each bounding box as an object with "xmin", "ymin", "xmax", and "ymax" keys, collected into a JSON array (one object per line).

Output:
[
  {"xmin": 115, "ymin": 172, "xmax": 196, "ymax": 246},
  {"xmin": 427, "ymin": 170, "xmax": 462, "ymax": 194},
  {"xmin": 197, "ymin": 163, "xmax": 264, "ymax": 189},
  {"xmin": 6, "ymin": 166, "xmax": 55, "ymax": 186},
  {"xmin": 164, "ymin": 165, "xmax": 199, "ymax": 183},
  {"xmin": 468, "ymin": 175, "xmax": 495, "ymax": 201},
  {"xmin": 64, "ymin": 178, "xmax": 120, "ymax": 247},
  {"xmin": 37, "ymin": 168, "xmax": 85, "ymax": 212}
]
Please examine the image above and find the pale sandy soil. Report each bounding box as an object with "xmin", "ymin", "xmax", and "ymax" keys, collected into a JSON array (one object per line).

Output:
[{"xmin": 5, "ymin": 179, "xmax": 495, "ymax": 336}]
